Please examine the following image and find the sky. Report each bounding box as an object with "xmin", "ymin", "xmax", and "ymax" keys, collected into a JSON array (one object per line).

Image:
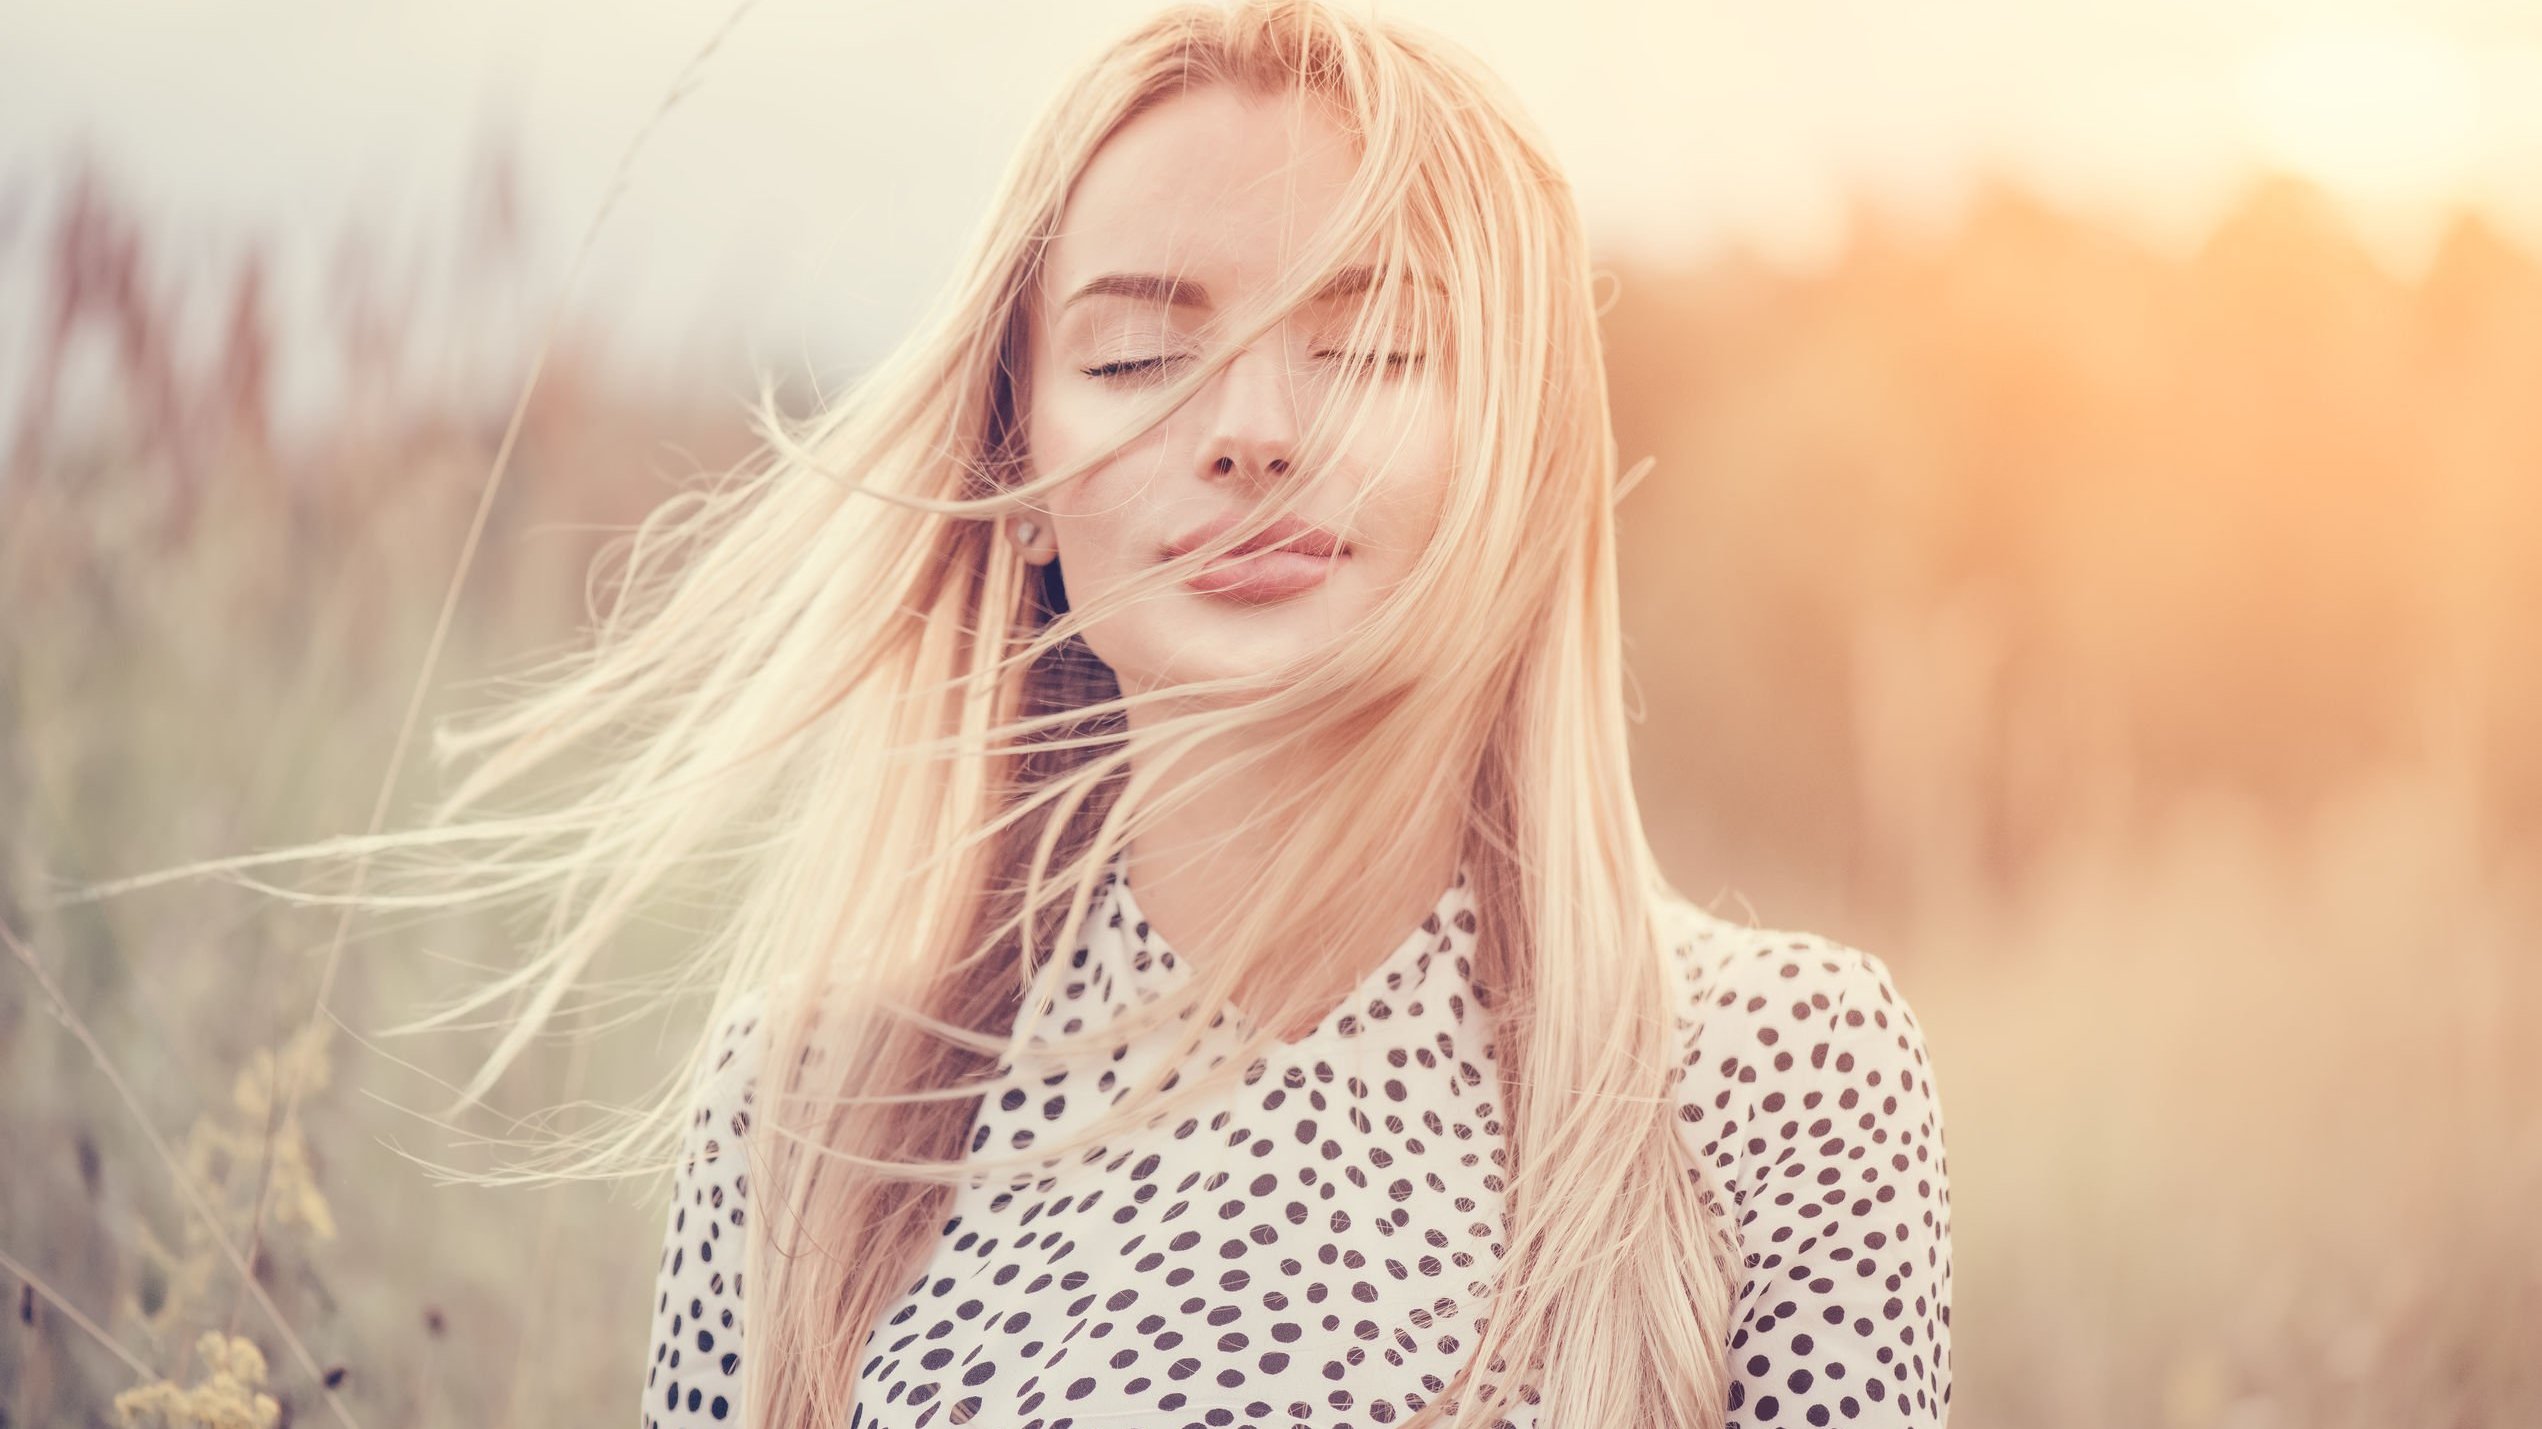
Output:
[{"xmin": 5, "ymin": 0, "xmax": 2540, "ymax": 430}]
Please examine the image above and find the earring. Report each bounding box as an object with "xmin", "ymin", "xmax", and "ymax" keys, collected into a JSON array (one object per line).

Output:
[{"xmin": 1009, "ymin": 515, "xmax": 1055, "ymax": 566}]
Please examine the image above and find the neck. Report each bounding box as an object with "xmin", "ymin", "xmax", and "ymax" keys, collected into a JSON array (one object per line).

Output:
[{"xmin": 1119, "ymin": 721, "xmax": 1468, "ymax": 1042}]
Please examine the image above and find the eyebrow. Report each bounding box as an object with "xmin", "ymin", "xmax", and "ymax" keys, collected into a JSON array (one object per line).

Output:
[{"xmin": 1056, "ymin": 263, "xmax": 1438, "ymax": 314}]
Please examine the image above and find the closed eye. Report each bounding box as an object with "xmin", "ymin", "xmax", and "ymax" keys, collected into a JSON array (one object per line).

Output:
[
  {"xmin": 1079, "ymin": 352, "xmax": 1426, "ymax": 383},
  {"xmin": 1319, "ymin": 351, "xmax": 1425, "ymax": 377},
  {"xmin": 1080, "ymin": 355, "xmax": 1183, "ymax": 381}
]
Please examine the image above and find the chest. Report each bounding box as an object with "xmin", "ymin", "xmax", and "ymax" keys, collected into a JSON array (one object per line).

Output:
[{"xmin": 851, "ymin": 959, "xmax": 1520, "ymax": 1428}]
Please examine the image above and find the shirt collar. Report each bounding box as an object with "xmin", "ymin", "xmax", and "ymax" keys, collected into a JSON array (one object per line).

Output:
[{"xmin": 1094, "ymin": 848, "xmax": 1482, "ymax": 1052}]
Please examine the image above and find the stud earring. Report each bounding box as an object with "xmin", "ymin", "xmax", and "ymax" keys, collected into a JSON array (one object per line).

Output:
[{"xmin": 1009, "ymin": 515, "xmax": 1055, "ymax": 567}]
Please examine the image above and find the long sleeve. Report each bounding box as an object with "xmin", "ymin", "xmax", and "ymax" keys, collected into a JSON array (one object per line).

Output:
[
  {"xmin": 641, "ymin": 992, "xmax": 766, "ymax": 1428},
  {"xmin": 1671, "ymin": 925, "xmax": 1955, "ymax": 1426}
]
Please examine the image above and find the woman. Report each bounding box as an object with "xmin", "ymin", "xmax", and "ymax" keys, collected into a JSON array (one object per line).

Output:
[
  {"xmin": 392, "ymin": 2, "xmax": 1947, "ymax": 1425},
  {"xmin": 625, "ymin": 5, "xmax": 1952, "ymax": 1413}
]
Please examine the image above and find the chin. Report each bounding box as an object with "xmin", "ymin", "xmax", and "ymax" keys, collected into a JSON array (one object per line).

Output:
[{"xmin": 1119, "ymin": 615, "xmax": 1353, "ymax": 694}]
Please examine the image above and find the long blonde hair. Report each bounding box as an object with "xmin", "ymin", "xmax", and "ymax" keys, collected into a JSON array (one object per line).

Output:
[{"xmin": 127, "ymin": 2, "xmax": 1742, "ymax": 1424}]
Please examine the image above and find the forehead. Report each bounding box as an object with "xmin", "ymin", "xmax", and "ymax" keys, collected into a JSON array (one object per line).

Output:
[{"xmin": 1044, "ymin": 84, "xmax": 1367, "ymax": 312}]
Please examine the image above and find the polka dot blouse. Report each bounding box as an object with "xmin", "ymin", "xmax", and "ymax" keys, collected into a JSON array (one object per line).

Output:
[{"xmin": 641, "ymin": 852, "xmax": 1953, "ymax": 1427}]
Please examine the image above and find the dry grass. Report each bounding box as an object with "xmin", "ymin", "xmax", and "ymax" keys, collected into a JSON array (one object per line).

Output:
[{"xmin": 2, "ymin": 151, "xmax": 2536, "ymax": 1427}]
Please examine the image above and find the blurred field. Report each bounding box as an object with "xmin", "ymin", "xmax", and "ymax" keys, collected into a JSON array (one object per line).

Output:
[{"xmin": 3, "ymin": 156, "xmax": 2538, "ymax": 1427}]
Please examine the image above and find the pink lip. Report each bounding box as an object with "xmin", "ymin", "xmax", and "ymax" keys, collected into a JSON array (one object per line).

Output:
[
  {"xmin": 1165, "ymin": 512, "xmax": 1348, "ymax": 604},
  {"xmin": 1164, "ymin": 512, "xmax": 1344, "ymax": 561},
  {"xmin": 1181, "ymin": 547, "xmax": 1346, "ymax": 602}
]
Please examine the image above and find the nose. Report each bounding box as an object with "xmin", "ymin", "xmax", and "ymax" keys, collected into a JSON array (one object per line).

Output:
[{"xmin": 1198, "ymin": 339, "xmax": 1299, "ymax": 486}]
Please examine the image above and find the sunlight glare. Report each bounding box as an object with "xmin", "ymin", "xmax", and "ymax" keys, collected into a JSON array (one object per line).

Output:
[{"xmin": 2243, "ymin": 18, "xmax": 2481, "ymax": 213}]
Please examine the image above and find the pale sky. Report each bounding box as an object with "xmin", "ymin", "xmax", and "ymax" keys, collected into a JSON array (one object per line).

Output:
[{"xmin": 6, "ymin": 0, "xmax": 2540, "ymax": 433}]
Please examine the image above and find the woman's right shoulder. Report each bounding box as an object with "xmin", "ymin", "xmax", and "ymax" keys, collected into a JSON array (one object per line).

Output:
[
  {"xmin": 647, "ymin": 989, "xmax": 769, "ymax": 1428},
  {"xmin": 679, "ymin": 987, "xmax": 772, "ymax": 1171},
  {"xmin": 711, "ymin": 986, "xmax": 773, "ymax": 1077}
]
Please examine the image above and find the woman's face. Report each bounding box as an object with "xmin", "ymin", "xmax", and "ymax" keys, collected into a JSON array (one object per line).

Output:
[{"xmin": 1021, "ymin": 84, "xmax": 1452, "ymax": 698}]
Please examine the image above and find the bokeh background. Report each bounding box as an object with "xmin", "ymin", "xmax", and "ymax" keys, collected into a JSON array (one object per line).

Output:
[{"xmin": 5, "ymin": 1, "xmax": 2539, "ymax": 1425}]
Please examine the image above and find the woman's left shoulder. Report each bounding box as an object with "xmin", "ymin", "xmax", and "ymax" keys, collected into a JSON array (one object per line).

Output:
[
  {"xmin": 1650, "ymin": 886, "xmax": 1952, "ymax": 1229},
  {"xmin": 1651, "ymin": 890, "xmax": 1956, "ymax": 1425},
  {"xmin": 1654, "ymin": 890, "xmax": 1938, "ymax": 1079}
]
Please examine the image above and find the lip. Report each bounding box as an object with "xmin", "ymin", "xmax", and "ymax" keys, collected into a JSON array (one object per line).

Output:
[
  {"xmin": 1165, "ymin": 513, "xmax": 1348, "ymax": 604},
  {"xmin": 1164, "ymin": 512, "xmax": 1345, "ymax": 562},
  {"xmin": 1164, "ymin": 511, "xmax": 1342, "ymax": 600},
  {"xmin": 1180, "ymin": 547, "xmax": 1345, "ymax": 602}
]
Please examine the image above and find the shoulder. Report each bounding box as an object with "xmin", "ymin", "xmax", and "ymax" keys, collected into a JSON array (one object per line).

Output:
[
  {"xmin": 1653, "ymin": 891, "xmax": 1956, "ymax": 1423},
  {"xmin": 1653, "ymin": 888, "xmax": 1949, "ymax": 1209},
  {"xmin": 707, "ymin": 985, "xmax": 772, "ymax": 1076},
  {"xmin": 1655, "ymin": 890, "xmax": 1935, "ymax": 1082},
  {"xmin": 647, "ymin": 991, "xmax": 768, "ymax": 1428},
  {"xmin": 679, "ymin": 987, "xmax": 772, "ymax": 1177}
]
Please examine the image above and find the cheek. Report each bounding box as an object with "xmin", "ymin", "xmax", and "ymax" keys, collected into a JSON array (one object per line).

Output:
[
  {"xmin": 1027, "ymin": 387, "xmax": 1151, "ymax": 583},
  {"xmin": 1352, "ymin": 412, "xmax": 1456, "ymax": 570}
]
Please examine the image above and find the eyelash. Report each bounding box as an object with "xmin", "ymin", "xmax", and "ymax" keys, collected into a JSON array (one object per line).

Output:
[{"xmin": 1079, "ymin": 352, "xmax": 1425, "ymax": 383}]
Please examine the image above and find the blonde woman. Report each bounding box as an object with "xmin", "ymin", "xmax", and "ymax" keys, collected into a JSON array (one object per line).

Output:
[
  {"xmin": 617, "ymin": 2, "xmax": 1956, "ymax": 1424},
  {"xmin": 278, "ymin": 1, "xmax": 1950, "ymax": 1425}
]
